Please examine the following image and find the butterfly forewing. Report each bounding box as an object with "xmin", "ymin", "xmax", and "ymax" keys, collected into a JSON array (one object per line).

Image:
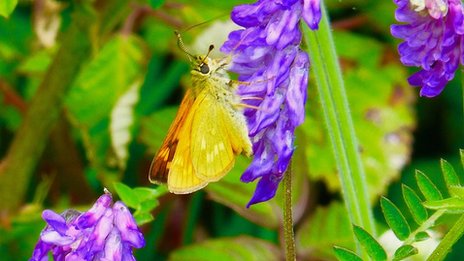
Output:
[{"xmin": 148, "ymin": 90, "xmax": 195, "ymax": 184}]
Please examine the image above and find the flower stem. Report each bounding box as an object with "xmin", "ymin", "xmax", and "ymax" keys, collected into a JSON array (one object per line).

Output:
[
  {"xmin": 283, "ymin": 162, "xmax": 295, "ymax": 261},
  {"xmin": 301, "ymin": 0, "xmax": 376, "ymax": 247},
  {"xmin": 461, "ymin": 70, "xmax": 464, "ymax": 116},
  {"xmin": 427, "ymin": 212, "xmax": 464, "ymax": 260}
]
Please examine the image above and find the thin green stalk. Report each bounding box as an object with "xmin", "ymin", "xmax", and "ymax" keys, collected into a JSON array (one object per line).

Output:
[
  {"xmin": 427, "ymin": 213, "xmax": 464, "ymax": 260},
  {"xmin": 183, "ymin": 191, "xmax": 204, "ymax": 245},
  {"xmin": 302, "ymin": 0, "xmax": 376, "ymax": 245},
  {"xmin": 283, "ymin": 163, "xmax": 295, "ymax": 261},
  {"xmin": 461, "ymin": 70, "xmax": 464, "ymax": 124},
  {"xmin": 404, "ymin": 209, "xmax": 445, "ymax": 245}
]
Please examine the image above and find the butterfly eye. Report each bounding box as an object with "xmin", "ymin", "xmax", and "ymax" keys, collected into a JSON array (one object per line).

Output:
[{"xmin": 199, "ymin": 63, "xmax": 210, "ymax": 74}]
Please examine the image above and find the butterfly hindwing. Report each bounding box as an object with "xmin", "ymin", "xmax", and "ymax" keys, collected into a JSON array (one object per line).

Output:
[{"xmin": 190, "ymin": 91, "xmax": 251, "ymax": 181}]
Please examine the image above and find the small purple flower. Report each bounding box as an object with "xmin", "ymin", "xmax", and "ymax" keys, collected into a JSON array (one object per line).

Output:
[
  {"xmin": 391, "ymin": 0, "xmax": 464, "ymax": 97},
  {"xmin": 221, "ymin": 0, "xmax": 321, "ymax": 206},
  {"xmin": 30, "ymin": 190, "xmax": 145, "ymax": 261}
]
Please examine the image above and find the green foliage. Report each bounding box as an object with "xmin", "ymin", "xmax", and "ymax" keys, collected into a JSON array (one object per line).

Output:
[
  {"xmin": 402, "ymin": 185, "xmax": 428, "ymax": 224},
  {"xmin": 65, "ymin": 35, "xmax": 148, "ymax": 183},
  {"xmin": 0, "ymin": 0, "xmax": 462, "ymax": 260},
  {"xmin": 0, "ymin": 212, "xmax": 44, "ymax": 260},
  {"xmin": 113, "ymin": 182, "xmax": 168, "ymax": 225},
  {"xmin": 301, "ymin": 31, "xmax": 415, "ymax": 200},
  {"xmin": 333, "ymin": 246, "xmax": 363, "ymax": 261},
  {"xmin": 353, "ymin": 225, "xmax": 387, "ymax": 261},
  {"xmin": 335, "ymin": 151, "xmax": 464, "ymax": 260},
  {"xmin": 0, "ymin": 0, "xmax": 17, "ymax": 18},
  {"xmin": 297, "ymin": 203, "xmax": 354, "ymax": 259},
  {"xmin": 415, "ymin": 170, "xmax": 443, "ymax": 201},
  {"xmin": 392, "ymin": 245, "xmax": 417, "ymax": 261},
  {"xmin": 169, "ymin": 236, "xmax": 282, "ymax": 261},
  {"xmin": 381, "ymin": 197, "xmax": 411, "ymax": 241}
]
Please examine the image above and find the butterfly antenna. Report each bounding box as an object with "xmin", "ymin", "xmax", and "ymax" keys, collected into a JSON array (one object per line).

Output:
[
  {"xmin": 182, "ymin": 13, "xmax": 229, "ymax": 32},
  {"xmin": 200, "ymin": 44, "xmax": 214, "ymax": 64},
  {"xmin": 174, "ymin": 31, "xmax": 195, "ymax": 62}
]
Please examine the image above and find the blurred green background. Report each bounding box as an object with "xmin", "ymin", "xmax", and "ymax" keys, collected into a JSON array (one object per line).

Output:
[{"xmin": 0, "ymin": 0, "xmax": 462, "ymax": 260}]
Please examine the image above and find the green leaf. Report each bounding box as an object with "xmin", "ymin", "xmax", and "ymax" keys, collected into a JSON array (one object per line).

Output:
[
  {"xmin": 297, "ymin": 203, "xmax": 354, "ymax": 260},
  {"xmin": 113, "ymin": 182, "xmax": 138, "ymax": 208},
  {"xmin": 169, "ymin": 236, "xmax": 281, "ymax": 261},
  {"xmin": 134, "ymin": 212, "xmax": 154, "ymax": 226},
  {"xmin": 449, "ymin": 186, "xmax": 464, "ymax": 199},
  {"xmin": 423, "ymin": 197, "xmax": 464, "ymax": 213},
  {"xmin": 113, "ymin": 183, "xmax": 164, "ymax": 225},
  {"xmin": 415, "ymin": 170, "xmax": 443, "ymax": 201},
  {"xmin": 333, "ymin": 246, "xmax": 363, "ymax": 261},
  {"xmin": 380, "ymin": 197, "xmax": 411, "ymax": 241},
  {"xmin": 65, "ymin": 35, "xmax": 148, "ymax": 176},
  {"xmin": 0, "ymin": 0, "xmax": 18, "ymax": 17},
  {"xmin": 441, "ymin": 159, "xmax": 460, "ymax": 187},
  {"xmin": 392, "ymin": 244, "xmax": 418, "ymax": 261},
  {"xmin": 301, "ymin": 31, "xmax": 415, "ymax": 200},
  {"xmin": 414, "ymin": 231, "xmax": 430, "ymax": 242},
  {"xmin": 133, "ymin": 186, "xmax": 168, "ymax": 201},
  {"xmin": 402, "ymin": 184, "xmax": 428, "ymax": 224},
  {"xmin": 17, "ymin": 49, "xmax": 53, "ymax": 75},
  {"xmin": 353, "ymin": 225, "xmax": 387, "ymax": 261},
  {"xmin": 138, "ymin": 199, "xmax": 159, "ymax": 213},
  {"xmin": 67, "ymin": 35, "xmax": 147, "ymax": 127},
  {"xmin": 149, "ymin": 0, "xmax": 165, "ymax": 9}
]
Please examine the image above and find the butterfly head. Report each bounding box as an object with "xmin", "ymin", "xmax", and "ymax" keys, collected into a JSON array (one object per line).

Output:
[
  {"xmin": 193, "ymin": 51, "xmax": 230, "ymax": 77},
  {"xmin": 174, "ymin": 31, "xmax": 229, "ymax": 76}
]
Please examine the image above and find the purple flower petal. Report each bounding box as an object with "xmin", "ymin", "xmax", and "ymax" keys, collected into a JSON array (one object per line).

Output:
[
  {"xmin": 30, "ymin": 191, "xmax": 145, "ymax": 260},
  {"xmin": 302, "ymin": 0, "xmax": 322, "ymax": 30},
  {"xmin": 113, "ymin": 202, "xmax": 145, "ymax": 248},
  {"xmin": 76, "ymin": 193, "xmax": 112, "ymax": 229},
  {"xmin": 41, "ymin": 210, "xmax": 69, "ymax": 235},
  {"xmin": 391, "ymin": 0, "xmax": 464, "ymax": 97},
  {"xmin": 223, "ymin": 0, "xmax": 319, "ymax": 206}
]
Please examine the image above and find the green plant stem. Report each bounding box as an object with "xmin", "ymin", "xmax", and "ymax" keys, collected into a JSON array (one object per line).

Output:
[
  {"xmin": 404, "ymin": 209, "xmax": 445, "ymax": 245},
  {"xmin": 427, "ymin": 212, "xmax": 464, "ymax": 260},
  {"xmin": 461, "ymin": 70, "xmax": 464, "ymax": 126},
  {"xmin": 302, "ymin": 0, "xmax": 376, "ymax": 246},
  {"xmin": 0, "ymin": 0, "xmax": 131, "ymax": 216},
  {"xmin": 283, "ymin": 163, "xmax": 295, "ymax": 261}
]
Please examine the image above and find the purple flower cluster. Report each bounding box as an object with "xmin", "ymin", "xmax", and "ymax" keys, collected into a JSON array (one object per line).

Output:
[
  {"xmin": 30, "ymin": 191, "xmax": 145, "ymax": 261},
  {"xmin": 221, "ymin": 0, "xmax": 321, "ymax": 206},
  {"xmin": 391, "ymin": 0, "xmax": 464, "ymax": 97}
]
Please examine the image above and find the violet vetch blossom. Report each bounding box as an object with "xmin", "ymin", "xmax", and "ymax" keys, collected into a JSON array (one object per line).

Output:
[
  {"xmin": 391, "ymin": 0, "xmax": 464, "ymax": 97},
  {"xmin": 221, "ymin": 0, "xmax": 321, "ymax": 206},
  {"xmin": 30, "ymin": 190, "xmax": 145, "ymax": 261}
]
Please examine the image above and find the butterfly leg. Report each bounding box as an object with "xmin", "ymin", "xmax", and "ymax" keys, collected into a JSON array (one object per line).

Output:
[
  {"xmin": 234, "ymin": 103, "xmax": 262, "ymax": 111},
  {"xmin": 241, "ymin": 96, "xmax": 263, "ymax": 101}
]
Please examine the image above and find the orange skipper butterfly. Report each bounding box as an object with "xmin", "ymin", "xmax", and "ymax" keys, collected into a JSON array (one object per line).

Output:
[{"xmin": 149, "ymin": 32, "xmax": 252, "ymax": 194}]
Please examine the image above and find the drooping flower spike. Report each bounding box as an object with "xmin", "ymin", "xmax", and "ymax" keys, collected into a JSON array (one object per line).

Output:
[
  {"xmin": 222, "ymin": 0, "xmax": 321, "ymax": 206},
  {"xmin": 30, "ymin": 190, "xmax": 145, "ymax": 261},
  {"xmin": 391, "ymin": 0, "xmax": 464, "ymax": 97}
]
